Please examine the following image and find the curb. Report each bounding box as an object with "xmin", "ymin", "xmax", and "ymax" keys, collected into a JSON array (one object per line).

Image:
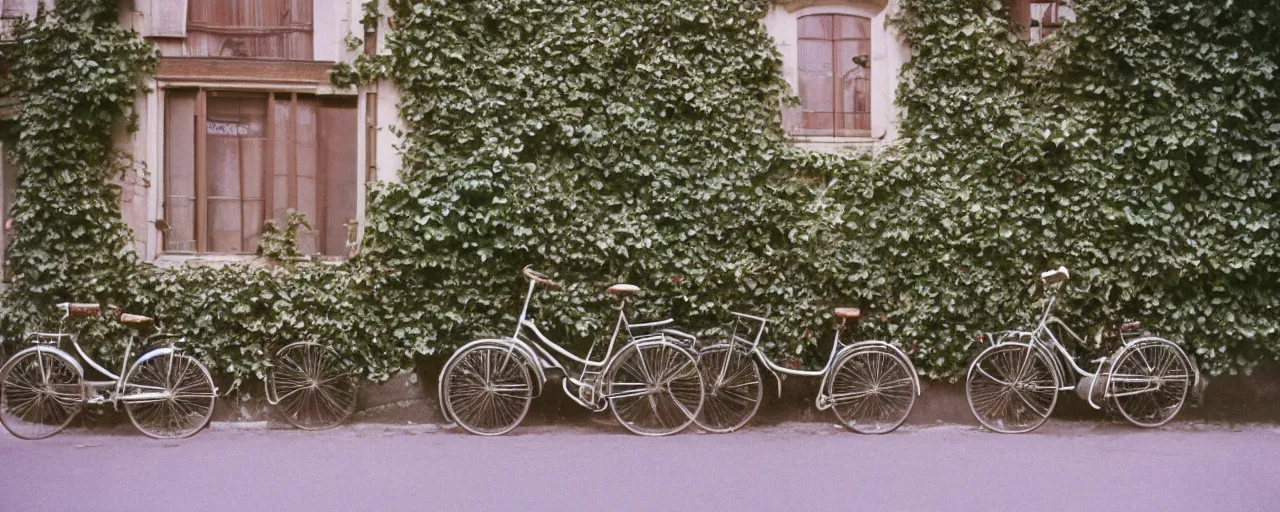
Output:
[{"xmin": 72, "ymin": 357, "xmax": 1280, "ymax": 431}]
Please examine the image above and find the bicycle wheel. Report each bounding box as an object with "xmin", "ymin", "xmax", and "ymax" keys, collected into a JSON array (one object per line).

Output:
[
  {"xmin": 966, "ymin": 342, "xmax": 1059, "ymax": 434},
  {"xmin": 441, "ymin": 344, "xmax": 533, "ymax": 436},
  {"xmin": 124, "ymin": 352, "xmax": 217, "ymax": 439},
  {"xmin": 270, "ymin": 342, "xmax": 359, "ymax": 430},
  {"xmin": 694, "ymin": 343, "xmax": 762, "ymax": 433},
  {"xmin": 0, "ymin": 349, "xmax": 83, "ymax": 440},
  {"xmin": 1108, "ymin": 338, "xmax": 1191, "ymax": 428},
  {"xmin": 605, "ymin": 340, "xmax": 704, "ymax": 436},
  {"xmin": 829, "ymin": 347, "xmax": 916, "ymax": 434}
]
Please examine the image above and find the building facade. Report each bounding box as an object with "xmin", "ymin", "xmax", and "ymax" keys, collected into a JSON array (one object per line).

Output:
[{"xmin": 0, "ymin": 0, "xmax": 1067, "ymax": 265}]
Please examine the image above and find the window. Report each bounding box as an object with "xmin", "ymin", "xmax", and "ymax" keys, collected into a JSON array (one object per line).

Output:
[
  {"xmin": 1, "ymin": 0, "xmax": 26, "ymax": 42},
  {"xmin": 163, "ymin": 89, "xmax": 357, "ymax": 256},
  {"xmin": 796, "ymin": 14, "xmax": 871, "ymax": 138},
  {"xmin": 186, "ymin": 0, "xmax": 313, "ymax": 59},
  {"xmin": 1013, "ymin": 0, "xmax": 1075, "ymax": 43}
]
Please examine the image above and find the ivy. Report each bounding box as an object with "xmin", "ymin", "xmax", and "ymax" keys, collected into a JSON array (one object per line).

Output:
[{"xmin": 0, "ymin": 0, "xmax": 157, "ymax": 335}]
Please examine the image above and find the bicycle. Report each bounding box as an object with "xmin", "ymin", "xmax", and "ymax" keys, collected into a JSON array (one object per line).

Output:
[
  {"xmin": 263, "ymin": 339, "xmax": 360, "ymax": 430},
  {"xmin": 438, "ymin": 266, "xmax": 705, "ymax": 436},
  {"xmin": 245, "ymin": 282, "xmax": 361, "ymax": 431},
  {"xmin": 0, "ymin": 303, "xmax": 218, "ymax": 439},
  {"xmin": 695, "ymin": 307, "xmax": 920, "ymax": 434},
  {"xmin": 965, "ymin": 266, "xmax": 1200, "ymax": 433}
]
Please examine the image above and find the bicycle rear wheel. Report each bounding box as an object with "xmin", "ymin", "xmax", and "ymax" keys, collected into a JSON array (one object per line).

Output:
[
  {"xmin": 966, "ymin": 342, "xmax": 1059, "ymax": 434},
  {"xmin": 605, "ymin": 340, "xmax": 704, "ymax": 436},
  {"xmin": 124, "ymin": 352, "xmax": 217, "ymax": 439},
  {"xmin": 0, "ymin": 349, "xmax": 83, "ymax": 440},
  {"xmin": 829, "ymin": 347, "xmax": 916, "ymax": 434},
  {"xmin": 270, "ymin": 342, "xmax": 360, "ymax": 430},
  {"xmin": 1108, "ymin": 338, "xmax": 1191, "ymax": 428},
  {"xmin": 694, "ymin": 343, "xmax": 762, "ymax": 433}
]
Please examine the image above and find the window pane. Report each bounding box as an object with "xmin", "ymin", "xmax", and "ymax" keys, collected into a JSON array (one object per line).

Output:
[
  {"xmin": 317, "ymin": 99, "xmax": 358, "ymax": 256},
  {"xmin": 186, "ymin": 0, "xmax": 314, "ymax": 59},
  {"xmin": 797, "ymin": 14, "xmax": 831, "ymax": 39},
  {"xmin": 206, "ymin": 92, "xmax": 268, "ymax": 253},
  {"xmin": 293, "ymin": 97, "xmax": 318, "ymax": 254},
  {"xmin": 835, "ymin": 40, "xmax": 870, "ymax": 108},
  {"xmin": 271, "ymin": 94, "xmax": 293, "ymax": 224},
  {"xmin": 797, "ymin": 39, "xmax": 833, "ymax": 113},
  {"xmin": 834, "ymin": 15, "xmax": 870, "ymax": 40},
  {"xmin": 164, "ymin": 90, "xmax": 198, "ymax": 253},
  {"xmin": 268, "ymin": 95, "xmax": 358, "ymax": 257}
]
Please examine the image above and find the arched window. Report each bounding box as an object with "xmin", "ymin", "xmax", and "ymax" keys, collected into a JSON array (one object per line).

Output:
[{"xmin": 796, "ymin": 13, "xmax": 871, "ymax": 137}]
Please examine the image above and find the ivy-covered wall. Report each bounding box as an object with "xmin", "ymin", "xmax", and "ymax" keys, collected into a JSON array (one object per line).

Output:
[{"xmin": 2, "ymin": 0, "xmax": 1279, "ymax": 390}]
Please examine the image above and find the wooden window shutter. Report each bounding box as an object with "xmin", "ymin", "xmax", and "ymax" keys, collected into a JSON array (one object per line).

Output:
[
  {"xmin": 148, "ymin": 0, "xmax": 188, "ymax": 38},
  {"xmin": 1011, "ymin": 0, "xmax": 1031, "ymax": 39}
]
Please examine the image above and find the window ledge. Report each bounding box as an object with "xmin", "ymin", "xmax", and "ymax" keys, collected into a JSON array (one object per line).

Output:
[
  {"xmin": 788, "ymin": 134, "xmax": 883, "ymax": 154},
  {"xmin": 790, "ymin": 135, "xmax": 878, "ymax": 144},
  {"xmin": 153, "ymin": 253, "xmax": 345, "ymax": 267},
  {"xmin": 156, "ymin": 58, "xmax": 338, "ymax": 85}
]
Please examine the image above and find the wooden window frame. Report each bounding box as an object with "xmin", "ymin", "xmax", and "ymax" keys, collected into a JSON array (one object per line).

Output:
[
  {"xmin": 1013, "ymin": 0, "xmax": 1069, "ymax": 43},
  {"xmin": 184, "ymin": 0, "xmax": 315, "ymax": 60},
  {"xmin": 795, "ymin": 13, "xmax": 872, "ymax": 139},
  {"xmin": 162, "ymin": 86, "xmax": 357, "ymax": 257}
]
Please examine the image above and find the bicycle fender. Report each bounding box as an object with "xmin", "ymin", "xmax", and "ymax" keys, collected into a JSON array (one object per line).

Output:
[
  {"xmin": 132, "ymin": 347, "xmax": 177, "ymax": 367},
  {"xmin": 1, "ymin": 345, "xmax": 85, "ymax": 380},
  {"xmin": 835, "ymin": 341, "xmax": 922, "ymax": 396}
]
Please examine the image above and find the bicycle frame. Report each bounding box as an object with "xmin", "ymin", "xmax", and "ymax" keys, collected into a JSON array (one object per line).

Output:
[
  {"xmin": 720, "ymin": 311, "xmax": 920, "ymax": 407},
  {"xmin": 984, "ymin": 285, "xmax": 1197, "ymax": 410},
  {"xmin": 21, "ymin": 313, "xmax": 188, "ymax": 406},
  {"xmin": 497, "ymin": 279, "xmax": 694, "ymax": 411}
]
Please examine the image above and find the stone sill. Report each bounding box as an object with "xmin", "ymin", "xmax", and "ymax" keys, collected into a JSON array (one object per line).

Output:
[
  {"xmin": 153, "ymin": 253, "xmax": 345, "ymax": 267},
  {"xmin": 789, "ymin": 135, "xmax": 881, "ymax": 154}
]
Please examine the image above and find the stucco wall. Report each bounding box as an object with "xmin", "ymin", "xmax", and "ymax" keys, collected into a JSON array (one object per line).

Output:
[{"xmin": 107, "ymin": 0, "xmax": 905, "ymax": 259}]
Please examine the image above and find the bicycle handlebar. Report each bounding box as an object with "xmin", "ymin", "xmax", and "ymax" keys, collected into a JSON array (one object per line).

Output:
[{"xmin": 522, "ymin": 265, "xmax": 562, "ymax": 289}]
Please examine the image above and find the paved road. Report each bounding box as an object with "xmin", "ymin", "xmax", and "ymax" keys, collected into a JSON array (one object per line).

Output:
[{"xmin": 2, "ymin": 420, "xmax": 1277, "ymax": 512}]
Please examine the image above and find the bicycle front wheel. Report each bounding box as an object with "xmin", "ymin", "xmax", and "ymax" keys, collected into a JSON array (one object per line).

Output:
[
  {"xmin": 829, "ymin": 347, "xmax": 916, "ymax": 434},
  {"xmin": 966, "ymin": 343, "xmax": 1059, "ymax": 434},
  {"xmin": 124, "ymin": 352, "xmax": 217, "ymax": 439},
  {"xmin": 0, "ymin": 349, "xmax": 83, "ymax": 440},
  {"xmin": 270, "ymin": 342, "xmax": 360, "ymax": 430},
  {"xmin": 694, "ymin": 343, "xmax": 762, "ymax": 433},
  {"xmin": 441, "ymin": 344, "xmax": 534, "ymax": 436},
  {"xmin": 605, "ymin": 340, "xmax": 704, "ymax": 436}
]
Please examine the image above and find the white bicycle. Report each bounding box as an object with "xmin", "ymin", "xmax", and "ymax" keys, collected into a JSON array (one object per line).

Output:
[
  {"xmin": 0, "ymin": 303, "xmax": 217, "ymax": 439},
  {"xmin": 438, "ymin": 266, "xmax": 705, "ymax": 436},
  {"xmin": 695, "ymin": 308, "xmax": 919, "ymax": 434},
  {"xmin": 966, "ymin": 267, "xmax": 1200, "ymax": 433}
]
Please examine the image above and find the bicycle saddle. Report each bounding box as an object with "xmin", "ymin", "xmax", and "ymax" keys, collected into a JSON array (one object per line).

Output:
[
  {"xmin": 58, "ymin": 302, "xmax": 102, "ymax": 317},
  {"xmin": 606, "ymin": 284, "xmax": 640, "ymax": 296},
  {"xmin": 834, "ymin": 307, "xmax": 861, "ymax": 320},
  {"xmin": 117, "ymin": 312, "xmax": 154, "ymax": 325},
  {"xmin": 1040, "ymin": 266, "xmax": 1070, "ymax": 284}
]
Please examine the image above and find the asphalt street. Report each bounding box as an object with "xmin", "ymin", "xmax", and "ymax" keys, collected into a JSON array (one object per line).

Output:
[{"xmin": 1, "ymin": 420, "xmax": 1276, "ymax": 512}]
